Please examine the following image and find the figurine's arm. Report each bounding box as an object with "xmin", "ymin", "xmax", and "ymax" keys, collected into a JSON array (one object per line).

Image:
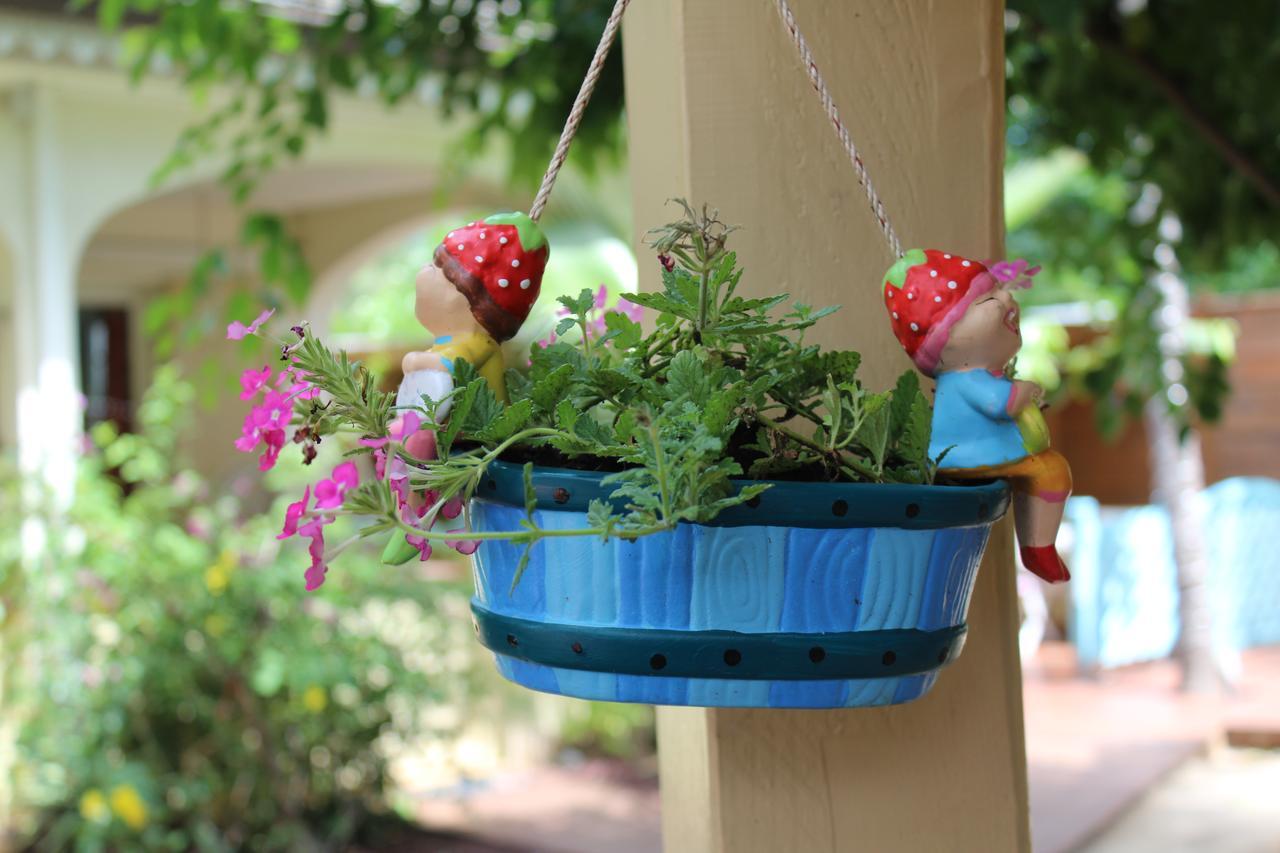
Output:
[
  {"xmin": 957, "ymin": 372, "xmax": 1018, "ymax": 422},
  {"xmin": 402, "ymin": 350, "xmax": 446, "ymax": 374},
  {"xmin": 1006, "ymin": 380, "xmax": 1043, "ymax": 416}
]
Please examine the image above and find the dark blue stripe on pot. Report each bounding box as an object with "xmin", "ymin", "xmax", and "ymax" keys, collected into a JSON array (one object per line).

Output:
[
  {"xmin": 616, "ymin": 525, "xmax": 694, "ymax": 630},
  {"xmin": 471, "ymin": 502, "xmax": 547, "ymax": 618},
  {"xmin": 916, "ymin": 526, "xmax": 990, "ymax": 632},
  {"xmin": 780, "ymin": 528, "xmax": 871, "ymax": 632},
  {"xmin": 615, "ymin": 674, "xmax": 690, "ymax": 705},
  {"xmin": 481, "ymin": 459, "xmax": 1010, "ymax": 530},
  {"xmin": 855, "ymin": 528, "xmax": 934, "ymax": 631},
  {"xmin": 769, "ymin": 679, "xmax": 850, "ymax": 708}
]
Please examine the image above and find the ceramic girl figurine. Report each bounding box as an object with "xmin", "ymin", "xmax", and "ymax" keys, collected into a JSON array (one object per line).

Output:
[
  {"xmin": 883, "ymin": 249, "xmax": 1072, "ymax": 583},
  {"xmin": 385, "ymin": 211, "xmax": 548, "ymax": 563}
]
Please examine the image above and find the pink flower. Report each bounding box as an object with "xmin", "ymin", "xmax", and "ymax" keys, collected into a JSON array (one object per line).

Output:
[
  {"xmin": 226, "ymin": 308, "xmax": 276, "ymax": 341},
  {"xmin": 278, "ymin": 485, "xmax": 311, "ymax": 540},
  {"xmin": 620, "ymin": 301, "xmax": 644, "ymax": 324},
  {"xmin": 405, "ymin": 534, "xmax": 433, "ymax": 561},
  {"xmin": 359, "ymin": 412, "xmax": 421, "ymax": 450},
  {"xmin": 387, "ymin": 456, "xmax": 410, "ymax": 509},
  {"xmin": 988, "ymin": 259, "xmax": 1041, "ymax": 291},
  {"xmin": 658, "ymin": 254, "xmax": 675, "ymax": 272},
  {"xmin": 257, "ymin": 429, "xmax": 286, "ymax": 471},
  {"xmin": 593, "ymin": 284, "xmax": 609, "ymax": 311},
  {"xmin": 314, "ymin": 461, "xmax": 359, "ymax": 510},
  {"xmin": 445, "ymin": 530, "xmax": 479, "ymax": 556},
  {"xmin": 300, "ymin": 517, "xmax": 328, "ymax": 591},
  {"xmin": 240, "ymin": 365, "xmax": 273, "ymax": 400},
  {"xmin": 440, "ymin": 495, "xmax": 463, "ymax": 520}
]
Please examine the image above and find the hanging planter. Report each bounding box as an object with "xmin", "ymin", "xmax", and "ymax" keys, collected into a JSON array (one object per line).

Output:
[
  {"xmin": 468, "ymin": 462, "xmax": 1007, "ymax": 708},
  {"xmin": 231, "ymin": 0, "xmax": 1074, "ymax": 713}
]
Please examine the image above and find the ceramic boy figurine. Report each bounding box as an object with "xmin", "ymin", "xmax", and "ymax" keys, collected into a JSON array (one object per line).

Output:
[
  {"xmin": 883, "ymin": 249, "xmax": 1072, "ymax": 583},
  {"xmin": 384, "ymin": 211, "xmax": 548, "ymax": 563}
]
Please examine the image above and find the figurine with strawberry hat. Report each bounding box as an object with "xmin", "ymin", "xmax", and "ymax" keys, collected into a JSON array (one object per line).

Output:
[
  {"xmin": 384, "ymin": 211, "xmax": 548, "ymax": 564},
  {"xmin": 398, "ymin": 211, "xmax": 548, "ymax": 421},
  {"xmin": 883, "ymin": 249, "xmax": 1073, "ymax": 583}
]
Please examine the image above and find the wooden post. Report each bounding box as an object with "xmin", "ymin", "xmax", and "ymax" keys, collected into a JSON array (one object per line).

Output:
[{"xmin": 622, "ymin": 2, "xmax": 1029, "ymax": 851}]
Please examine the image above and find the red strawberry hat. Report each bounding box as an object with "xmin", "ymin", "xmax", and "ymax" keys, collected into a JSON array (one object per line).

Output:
[
  {"xmin": 882, "ymin": 249, "xmax": 998, "ymax": 376},
  {"xmin": 435, "ymin": 212, "xmax": 549, "ymax": 341}
]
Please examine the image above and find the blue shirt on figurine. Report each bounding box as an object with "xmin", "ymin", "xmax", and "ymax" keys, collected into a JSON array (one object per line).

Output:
[{"xmin": 928, "ymin": 369, "xmax": 1026, "ymax": 469}]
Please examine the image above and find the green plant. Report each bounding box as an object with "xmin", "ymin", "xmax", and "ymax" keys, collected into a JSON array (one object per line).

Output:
[
  {"xmin": 8, "ymin": 369, "xmax": 483, "ymax": 851},
  {"xmin": 239, "ymin": 202, "xmax": 938, "ymax": 585}
]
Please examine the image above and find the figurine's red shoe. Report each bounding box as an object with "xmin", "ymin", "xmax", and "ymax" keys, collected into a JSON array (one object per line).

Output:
[{"xmin": 1019, "ymin": 544, "xmax": 1071, "ymax": 584}]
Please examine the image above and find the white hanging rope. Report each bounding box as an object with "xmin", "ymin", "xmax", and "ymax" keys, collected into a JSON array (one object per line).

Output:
[
  {"xmin": 772, "ymin": 0, "xmax": 905, "ymax": 258},
  {"xmin": 529, "ymin": 0, "xmax": 630, "ymax": 223}
]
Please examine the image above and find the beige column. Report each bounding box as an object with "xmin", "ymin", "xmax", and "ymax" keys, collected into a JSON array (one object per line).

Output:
[{"xmin": 622, "ymin": 1, "xmax": 1028, "ymax": 850}]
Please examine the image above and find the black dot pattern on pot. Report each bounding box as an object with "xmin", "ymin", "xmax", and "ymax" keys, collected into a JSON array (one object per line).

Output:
[
  {"xmin": 832, "ymin": 499, "xmax": 848, "ymax": 517},
  {"xmin": 723, "ymin": 649, "xmax": 742, "ymax": 666},
  {"xmin": 506, "ymin": 634, "xmax": 519, "ymax": 648},
  {"xmin": 882, "ymin": 650, "xmax": 896, "ymax": 666},
  {"xmin": 649, "ymin": 653, "xmax": 667, "ymax": 671},
  {"xmin": 745, "ymin": 495, "xmax": 762, "ymax": 508},
  {"xmin": 905, "ymin": 503, "xmax": 920, "ymax": 519},
  {"xmin": 553, "ymin": 487, "xmax": 570, "ymax": 504},
  {"xmin": 938, "ymin": 648, "xmax": 949, "ymax": 663},
  {"xmin": 572, "ymin": 642, "xmax": 584, "ymax": 654},
  {"xmin": 809, "ymin": 646, "xmax": 826, "ymax": 663}
]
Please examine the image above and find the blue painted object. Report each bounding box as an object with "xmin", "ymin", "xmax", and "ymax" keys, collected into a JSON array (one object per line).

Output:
[
  {"xmin": 1069, "ymin": 477, "xmax": 1280, "ymax": 671},
  {"xmin": 469, "ymin": 462, "xmax": 1008, "ymax": 708}
]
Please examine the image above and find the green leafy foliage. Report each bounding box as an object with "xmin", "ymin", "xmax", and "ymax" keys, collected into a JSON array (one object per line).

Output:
[
  {"xmin": 281, "ymin": 202, "xmax": 939, "ymax": 564},
  {"xmin": 5, "ymin": 370, "xmax": 485, "ymax": 850}
]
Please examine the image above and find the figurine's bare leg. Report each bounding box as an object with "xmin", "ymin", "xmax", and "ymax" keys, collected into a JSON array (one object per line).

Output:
[{"xmin": 1012, "ymin": 492, "xmax": 1066, "ymax": 548}]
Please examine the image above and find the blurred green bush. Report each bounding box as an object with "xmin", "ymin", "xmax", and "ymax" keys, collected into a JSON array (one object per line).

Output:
[{"xmin": 2, "ymin": 367, "xmax": 486, "ymax": 851}]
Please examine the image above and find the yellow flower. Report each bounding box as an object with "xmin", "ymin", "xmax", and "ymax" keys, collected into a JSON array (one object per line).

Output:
[
  {"xmin": 109, "ymin": 784, "xmax": 148, "ymax": 831},
  {"xmin": 79, "ymin": 788, "xmax": 109, "ymax": 824},
  {"xmin": 302, "ymin": 685, "xmax": 328, "ymax": 713},
  {"xmin": 203, "ymin": 550, "xmax": 238, "ymax": 596},
  {"xmin": 204, "ymin": 565, "xmax": 229, "ymax": 595}
]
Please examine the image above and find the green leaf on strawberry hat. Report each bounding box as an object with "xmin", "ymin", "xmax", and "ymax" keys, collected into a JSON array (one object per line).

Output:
[
  {"xmin": 482, "ymin": 211, "xmax": 547, "ymax": 251},
  {"xmin": 884, "ymin": 248, "xmax": 928, "ymax": 288}
]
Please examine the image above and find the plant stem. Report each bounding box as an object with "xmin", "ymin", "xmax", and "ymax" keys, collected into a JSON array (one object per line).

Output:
[{"xmin": 755, "ymin": 412, "xmax": 880, "ymax": 481}]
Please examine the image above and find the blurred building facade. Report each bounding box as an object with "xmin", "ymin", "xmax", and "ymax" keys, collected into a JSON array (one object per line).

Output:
[{"xmin": 0, "ymin": 3, "xmax": 535, "ymax": 483}]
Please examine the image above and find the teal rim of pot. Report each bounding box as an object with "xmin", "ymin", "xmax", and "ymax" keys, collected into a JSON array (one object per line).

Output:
[
  {"xmin": 476, "ymin": 459, "xmax": 1010, "ymax": 530},
  {"xmin": 472, "ymin": 602, "xmax": 968, "ymax": 680}
]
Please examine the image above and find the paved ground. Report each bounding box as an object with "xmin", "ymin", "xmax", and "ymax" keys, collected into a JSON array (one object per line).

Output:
[
  {"xmin": 1080, "ymin": 747, "xmax": 1280, "ymax": 853},
  {"xmin": 405, "ymin": 644, "xmax": 1280, "ymax": 852}
]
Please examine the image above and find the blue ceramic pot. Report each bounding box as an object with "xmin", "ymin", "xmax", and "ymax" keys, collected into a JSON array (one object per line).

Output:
[{"xmin": 469, "ymin": 461, "xmax": 1008, "ymax": 709}]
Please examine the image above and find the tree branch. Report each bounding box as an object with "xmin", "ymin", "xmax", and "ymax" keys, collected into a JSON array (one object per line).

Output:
[{"xmin": 1087, "ymin": 26, "xmax": 1280, "ymax": 209}]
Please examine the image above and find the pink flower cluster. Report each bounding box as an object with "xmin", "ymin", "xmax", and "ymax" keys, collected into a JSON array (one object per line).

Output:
[
  {"xmin": 233, "ymin": 364, "xmax": 318, "ymax": 471},
  {"xmin": 278, "ymin": 461, "xmax": 359, "ymax": 591},
  {"xmin": 364, "ymin": 413, "xmax": 476, "ymax": 562},
  {"xmin": 229, "ymin": 308, "xmax": 481, "ymax": 592},
  {"xmin": 536, "ymin": 284, "xmax": 644, "ymax": 350}
]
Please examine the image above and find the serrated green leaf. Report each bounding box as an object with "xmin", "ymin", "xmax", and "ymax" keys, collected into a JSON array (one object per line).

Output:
[
  {"xmin": 531, "ymin": 363, "xmax": 576, "ymax": 413},
  {"xmin": 473, "ymin": 399, "xmax": 532, "ymax": 443}
]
